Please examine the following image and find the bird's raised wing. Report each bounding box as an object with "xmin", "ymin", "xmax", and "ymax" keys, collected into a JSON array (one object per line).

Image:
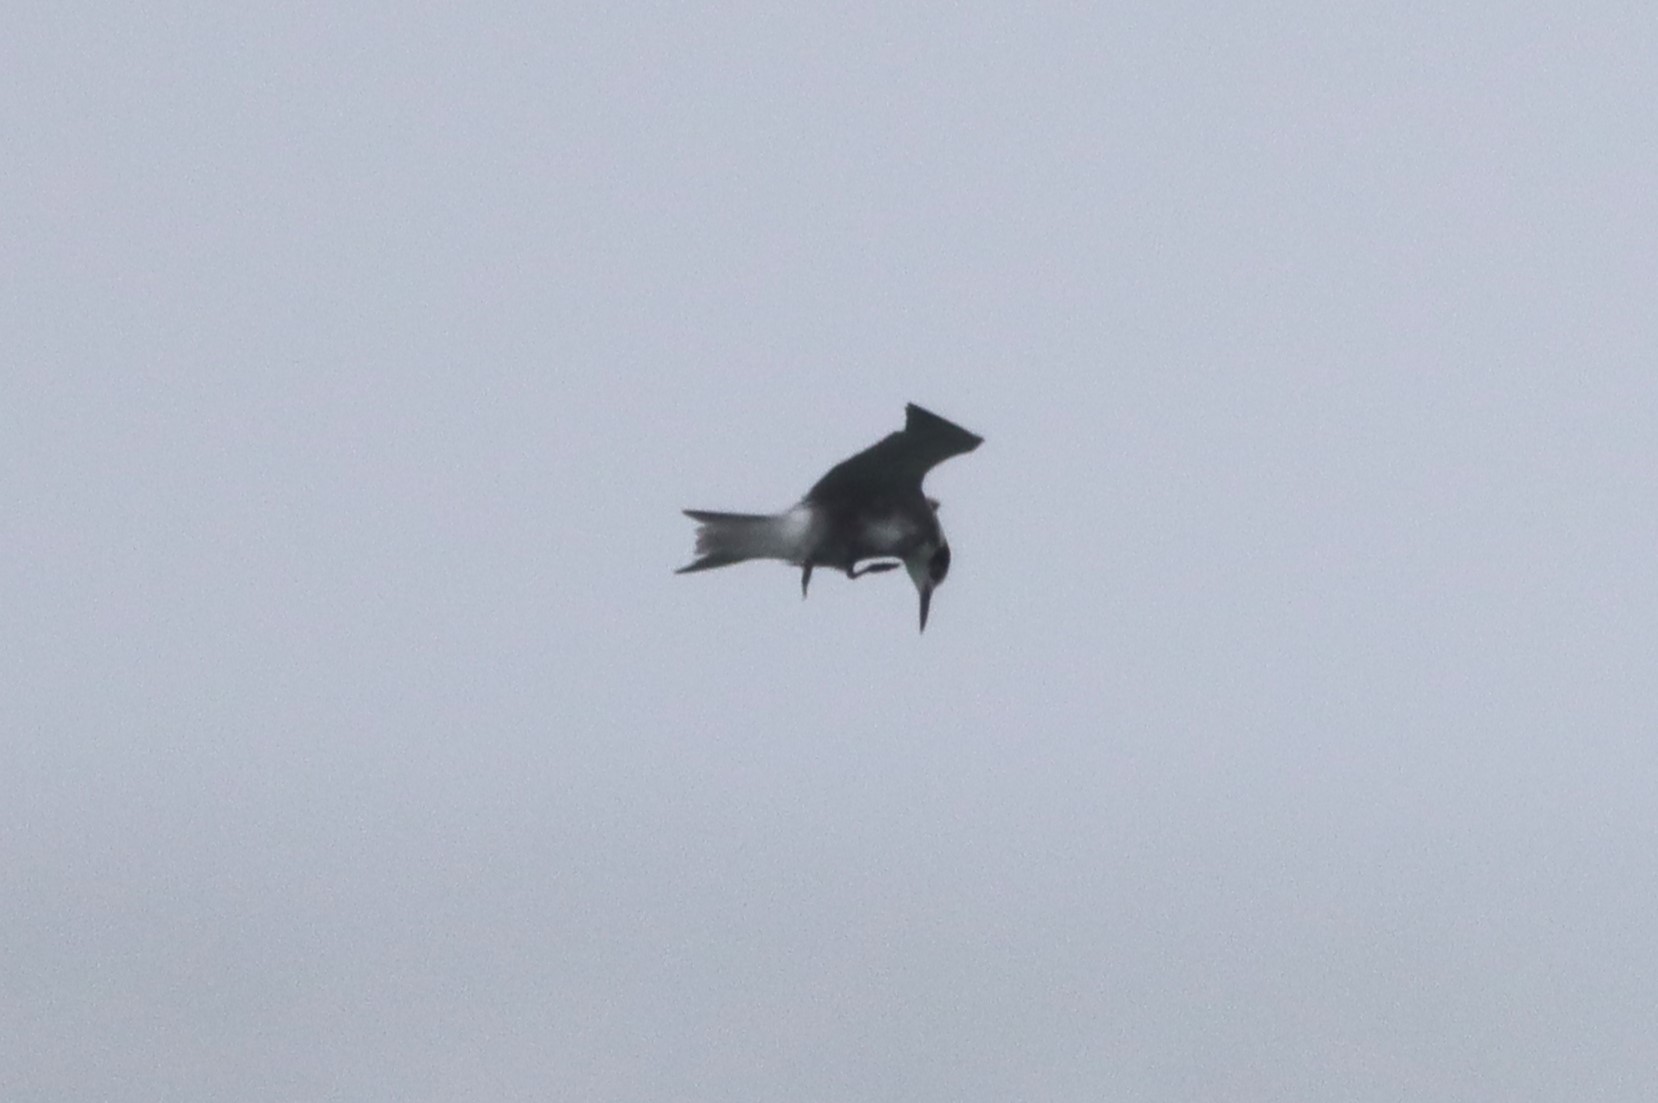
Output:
[{"xmin": 806, "ymin": 403, "xmax": 983, "ymax": 503}]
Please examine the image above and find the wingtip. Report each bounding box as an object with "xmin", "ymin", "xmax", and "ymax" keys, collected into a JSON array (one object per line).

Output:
[{"xmin": 904, "ymin": 403, "xmax": 984, "ymax": 449}]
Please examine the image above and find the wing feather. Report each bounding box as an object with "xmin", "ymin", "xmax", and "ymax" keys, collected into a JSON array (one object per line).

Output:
[{"xmin": 806, "ymin": 404, "xmax": 983, "ymax": 503}]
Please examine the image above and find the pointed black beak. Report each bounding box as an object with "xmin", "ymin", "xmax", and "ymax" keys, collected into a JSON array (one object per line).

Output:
[{"xmin": 917, "ymin": 583, "xmax": 932, "ymax": 633}]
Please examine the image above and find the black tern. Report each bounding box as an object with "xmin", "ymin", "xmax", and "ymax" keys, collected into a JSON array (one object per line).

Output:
[{"xmin": 677, "ymin": 403, "xmax": 983, "ymax": 631}]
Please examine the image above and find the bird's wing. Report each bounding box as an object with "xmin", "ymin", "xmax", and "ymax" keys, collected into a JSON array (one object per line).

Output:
[{"xmin": 806, "ymin": 404, "xmax": 983, "ymax": 502}]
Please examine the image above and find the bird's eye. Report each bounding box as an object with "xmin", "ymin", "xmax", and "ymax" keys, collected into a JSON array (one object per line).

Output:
[{"xmin": 929, "ymin": 543, "xmax": 951, "ymax": 583}]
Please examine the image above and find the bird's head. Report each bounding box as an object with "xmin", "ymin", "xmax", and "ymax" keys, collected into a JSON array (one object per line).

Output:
[{"xmin": 904, "ymin": 539, "xmax": 951, "ymax": 632}]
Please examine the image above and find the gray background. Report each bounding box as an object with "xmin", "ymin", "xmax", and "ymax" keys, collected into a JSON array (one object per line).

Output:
[{"xmin": 6, "ymin": 4, "xmax": 1656, "ymax": 1100}]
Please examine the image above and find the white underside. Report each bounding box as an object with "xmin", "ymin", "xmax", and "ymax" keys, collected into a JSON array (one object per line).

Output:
[
  {"xmin": 727, "ymin": 504, "xmax": 816, "ymax": 564},
  {"xmin": 773, "ymin": 504, "xmax": 817, "ymax": 562},
  {"xmin": 861, "ymin": 514, "xmax": 917, "ymax": 554}
]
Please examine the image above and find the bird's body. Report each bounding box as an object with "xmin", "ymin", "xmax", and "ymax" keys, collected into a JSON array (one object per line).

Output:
[{"xmin": 677, "ymin": 403, "xmax": 982, "ymax": 631}]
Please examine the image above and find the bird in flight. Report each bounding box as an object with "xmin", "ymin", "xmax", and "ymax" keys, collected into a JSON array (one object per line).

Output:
[{"xmin": 677, "ymin": 403, "xmax": 983, "ymax": 631}]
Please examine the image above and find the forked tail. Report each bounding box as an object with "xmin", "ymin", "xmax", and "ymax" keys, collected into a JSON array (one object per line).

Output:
[{"xmin": 675, "ymin": 509, "xmax": 810, "ymax": 573}]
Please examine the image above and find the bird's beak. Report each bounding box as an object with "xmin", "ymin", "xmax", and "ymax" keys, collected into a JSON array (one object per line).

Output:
[{"xmin": 906, "ymin": 554, "xmax": 935, "ymax": 633}]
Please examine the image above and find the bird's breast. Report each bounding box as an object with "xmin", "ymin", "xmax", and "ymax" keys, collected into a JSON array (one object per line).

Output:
[{"xmin": 859, "ymin": 513, "xmax": 919, "ymax": 554}]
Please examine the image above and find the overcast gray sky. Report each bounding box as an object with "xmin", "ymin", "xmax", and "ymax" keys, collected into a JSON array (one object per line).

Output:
[{"xmin": 5, "ymin": 4, "xmax": 1657, "ymax": 1101}]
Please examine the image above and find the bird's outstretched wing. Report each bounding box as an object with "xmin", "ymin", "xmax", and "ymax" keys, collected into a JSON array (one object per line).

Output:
[{"xmin": 806, "ymin": 404, "xmax": 983, "ymax": 503}]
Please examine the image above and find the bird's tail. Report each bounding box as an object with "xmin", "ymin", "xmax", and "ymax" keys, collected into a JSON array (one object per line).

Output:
[{"xmin": 675, "ymin": 508, "xmax": 812, "ymax": 573}]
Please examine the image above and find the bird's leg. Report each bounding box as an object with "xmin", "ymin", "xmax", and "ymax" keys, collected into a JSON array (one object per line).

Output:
[
  {"xmin": 800, "ymin": 563, "xmax": 813, "ymax": 598},
  {"xmin": 847, "ymin": 561, "xmax": 900, "ymax": 579}
]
